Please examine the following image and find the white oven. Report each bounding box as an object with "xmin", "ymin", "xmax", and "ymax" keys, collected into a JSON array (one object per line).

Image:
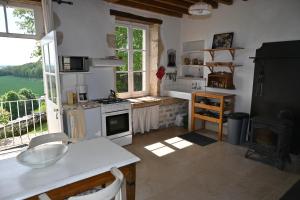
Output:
[{"xmin": 101, "ymin": 102, "xmax": 132, "ymax": 146}]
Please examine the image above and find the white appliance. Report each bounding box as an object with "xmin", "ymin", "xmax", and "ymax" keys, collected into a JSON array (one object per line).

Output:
[
  {"xmin": 99, "ymin": 99, "xmax": 132, "ymax": 146},
  {"xmin": 84, "ymin": 107, "xmax": 102, "ymax": 139},
  {"xmin": 77, "ymin": 85, "xmax": 88, "ymax": 102},
  {"xmin": 60, "ymin": 56, "xmax": 89, "ymax": 72}
]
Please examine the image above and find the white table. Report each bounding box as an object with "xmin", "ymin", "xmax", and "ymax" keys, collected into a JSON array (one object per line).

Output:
[{"xmin": 0, "ymin": 137, "xmax": 140, "ymax": 200}]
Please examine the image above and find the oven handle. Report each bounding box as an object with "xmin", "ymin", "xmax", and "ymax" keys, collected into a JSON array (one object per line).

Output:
[{"xmin": 102, "ymin": 109, "xmax": 130, "ymax": 116}]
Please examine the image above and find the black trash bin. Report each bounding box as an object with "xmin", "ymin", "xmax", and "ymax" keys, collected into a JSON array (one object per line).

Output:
[{"xmin": 227, "ymin": 112, "xmax": 249, "ymax": 145}]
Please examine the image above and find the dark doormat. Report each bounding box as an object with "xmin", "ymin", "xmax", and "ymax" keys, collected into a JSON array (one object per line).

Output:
[
  {"xmin": 280, "ymin": 179, "xmax": 300, "ymax": 200},
  {"xmin": 179, "ymin": 132, "xmax": 217, "ymax": 146}
]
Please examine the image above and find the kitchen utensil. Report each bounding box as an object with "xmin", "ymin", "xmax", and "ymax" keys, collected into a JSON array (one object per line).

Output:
[{"xmin": 109, "ymin": 89, "xmax": 117, "ymax": 99}]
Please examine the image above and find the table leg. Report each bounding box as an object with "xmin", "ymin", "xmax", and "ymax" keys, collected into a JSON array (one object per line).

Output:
[{"xmin": 126, "ymin": 163, "xmax": 136, "ymax": 200}]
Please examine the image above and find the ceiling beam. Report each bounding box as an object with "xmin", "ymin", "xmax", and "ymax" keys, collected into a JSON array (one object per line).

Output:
[
  {"xmin": 152, "ymin": 0, "xmax": 191, "ymax": 10},
  {"xmin": 203, "ymin": 0, "xmax": 218, "ymax": 8},
  {"xmin": 182, "ymin": 0, "xmax": 218, "ymax": 9},
  {"xmin": 110, "ymin": 9, "xmax": 163, "ymax": 24},
  {"xmin": 126, "ymin": 0, "xmax": 189, "ymax": 14},
  {"xmin": 218, "ymin": 0, "xmax": 233, "ymax": 5},
  {"xmin": 105, "ymin": 0, "xmax": 183, "ymax": 17}
]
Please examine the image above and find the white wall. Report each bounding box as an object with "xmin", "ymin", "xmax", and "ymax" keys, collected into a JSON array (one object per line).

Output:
[
  {"xmin": 180, "ymin": 0, "xmax": 300, "ymax": 113},
  {"xmin": 52, "ymin": 0, "xmax": 181, "ymax": 102}
]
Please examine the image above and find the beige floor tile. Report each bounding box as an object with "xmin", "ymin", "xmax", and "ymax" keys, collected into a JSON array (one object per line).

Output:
[{"xmin": 126, "ymin": 127, "xmax": 300, "ymax": 200}]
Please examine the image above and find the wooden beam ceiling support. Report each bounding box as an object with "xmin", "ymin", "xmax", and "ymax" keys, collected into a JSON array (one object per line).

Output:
[
  {"xmin": 105, "ymin": 0, "xmax": 183, "ymax": 17},
  {"xmin": 218, "ymin": 0, "xmax": 233, "ymax": 5},
  {"xmin": 110, "ymin": 9, "xmax": 163, "ymax": 24},
  {"xmin": 126, "ymin": 0, "xmax": 189, "ymax": 15},
  {"xmin": 182, "ymin": 0, "xmax": 218, "ymax": 9},
  {"xmin": 203, "ymin": 0, "xmax": 218, "ymax": 9},
  {"xmin": 152, "ymin": 0, "xmax": 191, "ymax": 10}
]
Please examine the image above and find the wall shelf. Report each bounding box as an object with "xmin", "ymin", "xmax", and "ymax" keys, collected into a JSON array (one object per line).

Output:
[
  {"xmin": 182, "ymin": 65, "xmax": 206, "ymax": 68},
  {"xmin": 205, "ymin": 62, "xmax": 242, "ymax": 73},
  {"xmin": 177, "ymin": 76, "xmax": 205, "ymax": 80},
  {"xmin": 182, "ymin": 50, "xmax": 203, "ymax": 54},
  {"xmin": 179, "ymin": 40, "xmax": 205, "ymax": 79},
  {"xmin": 206, "ymin": 86, "xmax": 235, "ymax": 90},
  {"xmin": 202, "ymin": 47, "xmax": 244, "ymax": 61}
]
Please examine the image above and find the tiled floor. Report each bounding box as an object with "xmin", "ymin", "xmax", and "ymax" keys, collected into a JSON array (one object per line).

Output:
[{"xmin": 126, "ymin": 127, "xmax": 300, "ymax": 200}]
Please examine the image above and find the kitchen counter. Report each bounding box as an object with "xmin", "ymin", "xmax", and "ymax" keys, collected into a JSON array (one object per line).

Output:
[
  {"xmin": 63, "ymin": 101, "xmax": 101, "ymax": 111},
  {"xmin": 0, "ymin": 137, "xmax": 140, "ymax": 200},
  {"xmin": 128, "ymin": 96, "xmax": 186, "ymax": 109}
]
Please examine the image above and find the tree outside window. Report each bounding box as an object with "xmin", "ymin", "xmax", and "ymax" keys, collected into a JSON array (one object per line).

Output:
[{"xmin": 115, "ymin": 23, "xmax": 148, "ymax": 98}]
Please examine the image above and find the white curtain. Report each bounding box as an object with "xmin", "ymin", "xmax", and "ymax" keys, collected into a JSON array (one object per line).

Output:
[
  {"xmin": 67, "ymin": 108, "xmax": 86, "ymax": 141},
  {"xmin": 133, "ymin": 105, "xmax": 159, "ymax": 134},
  {"xmin": 42, "ymin": 0, "xmax": 54, "ymax": 34}
]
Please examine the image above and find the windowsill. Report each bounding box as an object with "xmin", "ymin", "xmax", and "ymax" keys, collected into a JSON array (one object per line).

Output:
[{"xmin": 128, "ymin": 96, "xmax": 187, "ymax": 109}]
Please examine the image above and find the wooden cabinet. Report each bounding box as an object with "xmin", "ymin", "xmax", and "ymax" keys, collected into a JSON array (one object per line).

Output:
[{"xmin": 191, "ymin": 91, "xmax": 235, "ymax": 141}]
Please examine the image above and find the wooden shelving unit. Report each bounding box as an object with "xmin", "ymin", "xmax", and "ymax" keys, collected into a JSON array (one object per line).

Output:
[
  {"xmin": 182, "ymin": 64, "xmax": 206, "ymax": 68},
  {"xmin": 179, "ymin": 40, "xmax": 205, "ymax": 80},
  {"xmin": 202, "ymin": 47, "xmax": 244, "ymax": 61},
  {"xmin": 177, "ymin": 76, "xmax": 205, "ymax": 80},
  {"xmin": 191, "ymin": 91, "xmax": 235, "ymax": 141},
  {"xmin": 205, "ymin": 62, "xmax": 242, "ymax": 74},
  {"xmin": 201, "ymin": 47, "xmax": 243, "ymax": 90}
]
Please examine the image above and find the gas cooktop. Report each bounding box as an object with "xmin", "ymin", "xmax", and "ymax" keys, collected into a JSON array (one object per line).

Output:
[{"xmin": 92, "ymin": 98, "xmax": 128, "ymax": 104}]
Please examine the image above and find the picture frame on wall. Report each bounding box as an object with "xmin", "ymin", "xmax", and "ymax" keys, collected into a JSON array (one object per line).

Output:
[{"xmin": 212, "ymin": 32, "xmax": 234, "ymax": 49}]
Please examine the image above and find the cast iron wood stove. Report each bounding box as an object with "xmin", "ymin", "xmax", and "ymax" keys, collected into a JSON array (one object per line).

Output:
[
  {"xmin": 245, "ymin": 114, "xmax": 293, "ymax": 170},
  {"xmin": 248, "ymin": 40, "xmax": 300, "ymax": 169}
]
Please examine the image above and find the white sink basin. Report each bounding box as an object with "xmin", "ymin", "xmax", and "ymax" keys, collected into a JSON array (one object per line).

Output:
[
  {"xmin": 17, "ymin": 143, "xmax": 68, "ymax": 168},
  {"xmin": 166, "ymin": 89, "xmax": 195, "ymax": 100}
]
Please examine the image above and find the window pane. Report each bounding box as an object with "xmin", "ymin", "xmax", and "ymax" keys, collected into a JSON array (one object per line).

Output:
[
  {"xmin": 116, "ymin": 73, "xmax": 128, "ymax": 93},
  {"xmin": 0, "ymin": 5, "xmax": 5, "ymax": 32},
  {"xmin": 116, "ymin": 50, "xmax": 128, "ymax": 71},
  {"xmin": 43, "ymin": 44, "xmax": 50, "ymax": 72},
  {"xmin": 133, "ymin": 51, "xmax": 144, "ymax": 71},
  {"xmin": 49, "ymin": 42, "xmax": 56, "ymax": 73},
  {"xmin": 115, "ymin": 26, "xmax": 128, "ymax": 49},
  {"xmin": 6, "ymin": 6, "xmax": 36, "ymax": 35},
  {"xmin": 51, "ymin": 75, "xmax": 57, "ymax": 103},
  {"xmin": 46, "ymin": 74, "xmax": 52, "ymax": 100},
  {"xmin": 133, "ymin": 28, "xmax": 144, "ymax": 50},
  {"xmin": 134, "ymin": 72, "xmax": 143, "ymax": 92}
]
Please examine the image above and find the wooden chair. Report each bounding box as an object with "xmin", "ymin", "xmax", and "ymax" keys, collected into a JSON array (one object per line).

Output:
[
  {"xmin": 28, "ymin": 132, "xmax": 69, "ymax": 148},
  {"xmin": 38, "ymin": 167, "xmax": 125, "ymax": 200}
]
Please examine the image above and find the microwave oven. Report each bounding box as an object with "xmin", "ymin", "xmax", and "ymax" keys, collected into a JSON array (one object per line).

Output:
[{"xmin": 60, "ymin": 56, "xmax": 89, "ymax": 72}]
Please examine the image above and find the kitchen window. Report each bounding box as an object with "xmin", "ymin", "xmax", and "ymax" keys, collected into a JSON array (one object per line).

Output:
[
  {"xmin": 0, "ymin": 1, "xmax": 43, "ymax": 39},
  {"xmin": 115, "ymin": 22, "xmax": 149, "ymax": 98}
]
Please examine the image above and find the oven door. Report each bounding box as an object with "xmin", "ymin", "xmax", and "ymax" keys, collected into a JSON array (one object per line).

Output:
[{"xmin": 102, "ymin": 109, "xmax": 132, "ymax": 139}]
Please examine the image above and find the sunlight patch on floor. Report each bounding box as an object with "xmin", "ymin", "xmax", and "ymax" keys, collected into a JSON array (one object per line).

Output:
[
  {"xmin": 144, "ymin": 142, "xmax": 175, "ymax": 157},
  {"xmin": 165, "ymin": 137, "xmax": 193, "ymax": 149},
  {"xmin": 144, "ymin": 136, "xmax": 193, "ymax": 157},
  {"xmin": 151, "ymin": 146, "xmax": 175, "ymax": 157}
]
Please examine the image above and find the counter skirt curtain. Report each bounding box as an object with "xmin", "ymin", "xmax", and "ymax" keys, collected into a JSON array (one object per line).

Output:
[
  {"xmin": 133, "ymin": 105, "xmax": 159, "ymax": 134},
  {"xmin": 66, "ymin": 108, "xmax": 86, "ymax": 141}
]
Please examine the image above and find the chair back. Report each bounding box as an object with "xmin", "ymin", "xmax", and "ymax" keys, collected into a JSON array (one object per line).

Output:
[
  {"xmin": 29, "ymin": 132, "xmax": 69, "ymax": 149},
  {"xmin": 68, "ymin": 167, "xmax": 124, "ymax": 200}
]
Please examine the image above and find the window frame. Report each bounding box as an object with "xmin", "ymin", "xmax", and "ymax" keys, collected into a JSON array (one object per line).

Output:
[
  {"xmin": 115, "ymin": 21, "xmax": 150, "ymax": 99},
  {"xmin": 0, "ymin": 0, "xmax": 44, "ymax": 40}
]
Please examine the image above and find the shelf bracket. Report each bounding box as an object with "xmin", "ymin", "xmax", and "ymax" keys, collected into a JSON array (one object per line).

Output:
[
  {"xmin": 228, "ymin": 63, "xmax": 235, "ymax": 74},
  {"xmin": 228, "ymin": 49, "xmax": 236, "ymax": 60},
  {"xmin": 208, "ymin": 66, "xmax": 214, "ymax": 73},
  {"xmin": 208, "ymin": 50, "xmax": 215, "ymax": 61}
]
